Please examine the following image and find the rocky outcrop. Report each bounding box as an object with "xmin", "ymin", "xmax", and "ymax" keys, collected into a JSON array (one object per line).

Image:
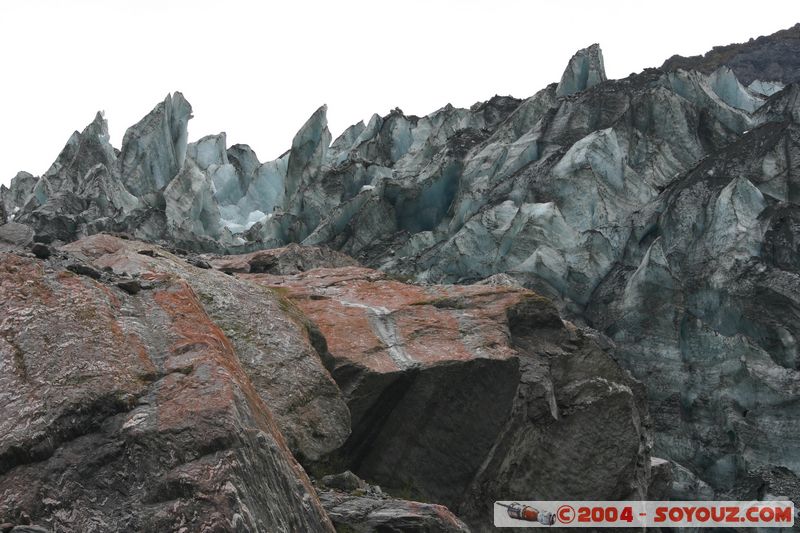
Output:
[
  {"xmin": 316, "ymin": 471, "xmax": 470, "ymax": 532},
  {"xmin": 0, "ymin": 246, "xmax": 334, "ymax": 532},
  {"xmin": 60, "ymin": 234, "xmax": 352, "ymax": 464},
  {"xmin": 661, "ymin": 23, "xmax": 800, "ymax": 84},
  {"xmin": 208, "ymin": 242, "xmax": 359, "ymax": 275},
  {"xmin": 0, "ymin": 235, "xmax": 653, "ymax": 530},
  {"xmin": 0, "ymin": 222, "xmax": 34, "ymax": 251},
  {"xmin": 243, "ymin": 265, "xmax": 651, "ymax": 530},
  {"xmin": 319, "ymin": 490, "xmax": 469, "ymax": 533}
]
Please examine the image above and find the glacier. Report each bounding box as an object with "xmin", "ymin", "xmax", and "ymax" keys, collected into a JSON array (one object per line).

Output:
[{"xmin": 2, "ymin": 41, "xmax": 800, "ymax": 506}]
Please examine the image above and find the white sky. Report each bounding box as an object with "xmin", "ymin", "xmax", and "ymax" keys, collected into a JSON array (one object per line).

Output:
[{"xmin": 1, "ymin": 1, "xmax": 798, "ymax": 187}]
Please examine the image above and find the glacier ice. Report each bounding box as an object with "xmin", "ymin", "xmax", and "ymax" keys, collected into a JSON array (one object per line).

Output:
[
  {"xmin": 187, "ymin": 133, "xmax": 228, "ymax": 169},
  {"xmin": 748, "ymin": 79, "xmax": 785, "ymax": 97},
  {"xmin": 119, "ymin": 92, "xmax": 192, "ymax": 196},
  {"xmin": 662, "ymin": 69, "xmax": 756, "ymax": 133},
  {"xmin": 164, "ymin": 158, "xmax": 223, "ymax": 241},
  {"xmin": 707, "ymin": 67, "xmax": 765, "ymax": 113},
  {"xmin": 705, "ymin": 176, "xmax": 767, "ymax": 271},
  {"xmin": 556, "ymin": 44, "xmax": 607, "ymax": 97},
  {"xmin": 3, "ymin": 44, "xmax": 799, "ymax": 502}
]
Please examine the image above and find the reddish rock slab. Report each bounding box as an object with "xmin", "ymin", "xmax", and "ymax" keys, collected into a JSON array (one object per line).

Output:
[
  {"xmin": 208, "ymin": 242, "xmax": 358, "ymax": 275},
  {"xmin": 0, "ymin": 252, "xmax": 334, "ymax": 532},
  {"xmin": 243, "ymin": 265, "xmax": 652, "ymax": 530},
  {"xmin": 245, "ymin": 266, "xmax": 529, "ymax": 374},
  {"xmin": 62, "ymin": 234, "xmax": 351, "ymax": 462}
]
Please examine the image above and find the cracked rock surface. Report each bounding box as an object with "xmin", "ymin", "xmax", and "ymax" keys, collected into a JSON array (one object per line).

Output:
[
  {"xmin": 0, "ymin": 247, "xmax": 333, "ymax": 532},
  {"xmin": 243, "ymin": 264, "xmax": 650, "ymax": 530},
  {"xmin": 0, "ymin": 236, "xmax": 651, "ymax": 531}
]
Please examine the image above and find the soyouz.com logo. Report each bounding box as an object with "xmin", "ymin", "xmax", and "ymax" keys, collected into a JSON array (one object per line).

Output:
[{"xmin": 493, "ymin": 501, "xmax": 796, "ymax": 528}]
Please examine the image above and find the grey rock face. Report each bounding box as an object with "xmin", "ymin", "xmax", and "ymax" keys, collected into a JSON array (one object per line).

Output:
[
  {"xmin": 0, "ymin": 222, "xmax": 34, "ymax": 248},
  {"xmin": 318, "ymin": 487, "xmax": 471, "ymax": 532},
  {"xmin": 556, "ymin": 43, "xmax": 607, "ymax": 97}
]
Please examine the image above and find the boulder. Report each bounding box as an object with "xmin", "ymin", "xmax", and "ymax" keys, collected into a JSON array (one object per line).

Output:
[
  {"xmin": 61, "ymin": 234, "xmax": 351, "ymax": 463},
  {"xmin": 0, "ymin": 222, "xmax": 34, "ymax": 248},
  {"xmin": 244, "ymin": 265, "xmax": 651, "ymax": 529},
  {"xmin": 318, "ymin": 489, "xmax": 470, "ymax": 532},
  {"xmin": 0, "ymin": 251, "xmax": 334, "ymax": 531}
]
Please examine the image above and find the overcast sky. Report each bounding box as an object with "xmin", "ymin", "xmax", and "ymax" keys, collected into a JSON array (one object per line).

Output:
[{"xmin": 1, "ymin": 1, "xmax": 798, "ymax": 187}]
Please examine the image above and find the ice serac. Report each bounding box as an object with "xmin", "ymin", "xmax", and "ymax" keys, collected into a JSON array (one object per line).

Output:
[
  {"xmin": 756, "ymin": 82, "xmax": 800, "ymax": 125},
  {"xmin": 284, "ymin": 105, "xmax": 332, "ymax": 236},
  {"xmin": 34, "ymin": 111, "xmax": 119, "ymax": 198},
  {"xmin": 556, "ymin": 43, "xmax": 607, "ymax": 97},
  {"xmin": 181, "ymin": 134, "xmax": 289, "ymax": 236},
  {"xmin": 8, "ymin": 113, "xmax": 146, "ymax": 242},
  {"xmin": 0, "ymin": 248, "xmax": 334, "ymax": 532},
  {"xmin": 14, "ymin": 111, "xmax": 119, "ymax": 217},
  {"xmin": 707, "ymin": 66, "xmax": 765, "ymax": 113},
  {"xmin": 586, "ymin": 117, "xmax": 800, "ymax": 500},
  {"xmin": 119, "ymin": 92, "xmax": 193, "ymax": 196},
  {"xmin": 163, "ymin": 158, "xmax": 225, "ymax": 245},
  {"xmin": 243, "ymin": 266, "xmax": 651, "ymax": 531},
  {"xmin": 186, "ymin": 132, "xmax": 228, "ymax": 169},
  {"xmin": 2, "ymin": 172, "xmax": 37, "ymax": 216},
  {"xmin": 186, "ymin": 133, "xmax": 241, "ymax": 206},
  {"xmin": 748, "ymin": 79, "xmax": 786, "ymax": 97}
]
